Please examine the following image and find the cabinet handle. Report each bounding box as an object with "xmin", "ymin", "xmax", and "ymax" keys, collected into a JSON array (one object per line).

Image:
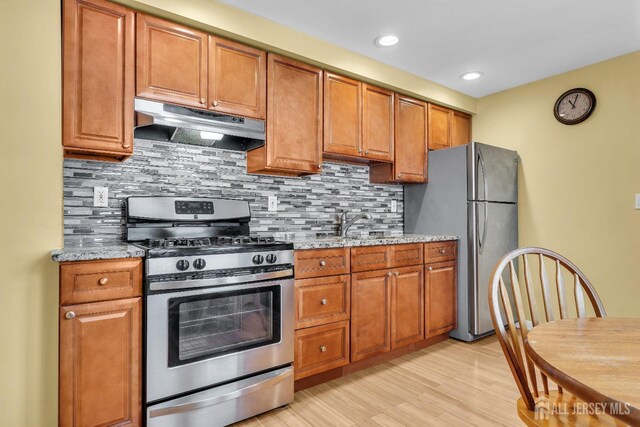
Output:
[
  {"xmin": 358, "ymin": 148, "xmax": 363, "ymax": 153},
  {"xmin": 122, "ymin": 142, "xmax": 131, "ymax": 149},
  {"xmin": 365, "ymin": 150, "xmax": 369, "ymax": 155},
  {"xmin": 319, "ymin": 346, "xmax": 327, "ymax": 352},
  {"xmin": 319, "ymin": 260, "xmax": 326, "ymax": 267},
  {"xmin": 212, "ymin": 100, "xmax": 219, "ymax": 107},
  {"xmin": 98, "ymin": 277, "xmax": 109, "ymax": 286},
  {"xmin": 394, "ymin": 272, "xmax": 399, "ymax": 276},
  {"xmin": 440, "ymin": 249, "xmax": 446, "ymax": 254},
  {"xmin": 428, "ymin": 267, "xmax": 433, "ymax": 271},
  {"xmin": 65, "ymin": 311, "xmax": 76, "ymax": 320},
  {"xmin": 387, "ymin": 272, "xmax": 392, "ymax": 277},
  {"xmin": 320, "ymin": 298, "xmax": 328, "ymax": 305},
  {"xmin": 200, "ymin": 98, "xmax": 206, "ymax": 104}
]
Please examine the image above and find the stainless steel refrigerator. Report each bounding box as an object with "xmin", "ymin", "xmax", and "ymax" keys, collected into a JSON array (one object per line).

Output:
[{"xmin": 405, "ymin": 142, "xmax": 519, "ymax": 342}]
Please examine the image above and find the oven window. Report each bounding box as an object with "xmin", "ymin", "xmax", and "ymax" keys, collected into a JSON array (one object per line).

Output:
[{"xmin": 167, "ymin": 285, "xmax": 281, "ymax": 367}]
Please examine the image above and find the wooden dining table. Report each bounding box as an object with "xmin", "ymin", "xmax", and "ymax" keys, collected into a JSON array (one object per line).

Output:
[{"xmin": 525, "ymin": 317, "xmax": 640, "ymax": 425}]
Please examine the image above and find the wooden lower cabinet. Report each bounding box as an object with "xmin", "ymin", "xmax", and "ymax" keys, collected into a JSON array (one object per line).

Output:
[
  {"xmin": 59, "ymin": 297, "xmax": 141, "ymax": 427},
  {"xmin": 391, "ymin": 265, "xmax": 424, "ymax": 349},
  {"xmin": 350, "ymin": 269, "xmax": 392, "ymax": 362},
  {"xmin": 425, "ymin": 261, "xmax": 457, "ymax": 337},
  {"xmin": 294, "ymin": 320, "xmax": 350, "ymax": 380}
]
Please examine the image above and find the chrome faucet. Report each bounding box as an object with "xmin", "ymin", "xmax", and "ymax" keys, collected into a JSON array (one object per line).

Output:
[{"xmin": 339, "ymin": 211, "xmax": 372, "ymax": 237}]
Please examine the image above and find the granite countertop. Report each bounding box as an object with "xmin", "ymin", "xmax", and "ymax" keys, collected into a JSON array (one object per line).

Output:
[
  {"xmin": 289, "ymin": 233, "xmax": 458, "ymax": 250},
  {"xmin": 51, "ymin": 244, "xmax": 146, "ymax": 262}
]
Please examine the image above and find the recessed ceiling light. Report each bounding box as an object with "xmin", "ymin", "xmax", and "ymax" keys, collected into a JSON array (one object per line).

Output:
[
  {"xmin": 460, "ymin": 71, "xmax": 483, "ymax": 81},
  {"xmin": 375, "ymin": 34, "xmax": 399, "ymax": 47}
]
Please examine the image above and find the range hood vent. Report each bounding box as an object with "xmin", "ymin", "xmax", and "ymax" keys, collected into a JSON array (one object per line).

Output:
[{"xmin": 134, "ymin": 98, "xmax": 265, "ymax": 151}]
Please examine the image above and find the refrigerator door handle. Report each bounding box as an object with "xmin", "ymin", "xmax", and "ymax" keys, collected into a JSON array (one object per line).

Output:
[
  {"xmin": 477, "ymin": 148, "xmax": 488, "ymax": 201},
  {"xmin": 480, "ymin": 202, "xmax": 488, "ymax": 252}
]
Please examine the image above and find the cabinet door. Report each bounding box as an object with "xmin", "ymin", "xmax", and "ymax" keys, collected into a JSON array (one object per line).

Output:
[
  {"xmin": 136, "ymin": 14, "xmax": 208, "ymax": 108},
  {"xmin": 295, "ymin": 275, "xmax": 350, "ymax": 329},
  {"xmin": 208, "ymin": 36, "xmax": 266, "ymax": 119},
  {"xmin": 394, "ymin": 95, "xmax": 428, "ymax": 182},
  {"xmin": 391, "ymin": 265, "xmax": 424, "ymax": 349},
  {"xmin": 323, "ymin": 73, "xmax": 361, "ymax": 157},
  {"xmin": 59, "ymin": 298, "xmax": 141, "ymax": 427},
  {"xmin": 425, "ymin": 261, "xmax": 457, "ymax": 337},
  {"xmin": 362, "ymin": 84, "xmax": 394, "ymax": 162},
  {"xmin": 428, "ymin": 103, "xmax": 451, "ymax": 150},
  {"xmin": 351, "ymin": 270, "xmax": 391, "ymax": 362},
  {"xmin": 62, "ymin": 0, "xmax": 134, "ymax": 159},
  {"xmin": 451, "ymin": 110, "xmax": 472, "ymax": 147},
  {"xmin": 263, "ymin": 54, "xmax": 322, "ymax": 173}
]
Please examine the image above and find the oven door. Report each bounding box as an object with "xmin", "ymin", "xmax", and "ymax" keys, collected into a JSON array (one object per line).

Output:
[{"xmin": 146, "ymin": 276, "xmax": 294, "ymax": 403}]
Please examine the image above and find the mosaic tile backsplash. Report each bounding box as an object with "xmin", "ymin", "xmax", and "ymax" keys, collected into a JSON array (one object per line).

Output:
[{"xmin": 63, "ymin": 139, "xmax": 404, "ymax": 245}]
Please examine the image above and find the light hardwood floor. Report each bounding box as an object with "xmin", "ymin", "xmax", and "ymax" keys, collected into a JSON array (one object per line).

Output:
[{"xmin": 234, "ymin": 335, "xmax": 522, "ymax": 426}]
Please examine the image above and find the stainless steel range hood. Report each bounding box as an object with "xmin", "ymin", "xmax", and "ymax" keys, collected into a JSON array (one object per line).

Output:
[{"xmin": 134, "ymin": 98, "xmax": 265, "ymax": 151}]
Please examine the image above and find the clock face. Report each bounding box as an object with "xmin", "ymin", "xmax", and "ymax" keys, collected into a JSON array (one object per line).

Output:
[{"xmin": 554, "ymin": 88, "xmax": 596, "ymax": 125}]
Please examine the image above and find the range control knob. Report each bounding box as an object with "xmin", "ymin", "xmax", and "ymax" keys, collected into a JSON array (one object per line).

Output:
[
  {"xmin": 176, "ymin": 259, "xmax": 190, "ymax": 271},
  {"xmin": 252, "ymin": 254, "xmax": 264, "ymax": 265},
  {"xmin": 266, "ymin": 254, "xmax": 277, "ymax": 264},
  {"xmin": 193, "ymin": 258, "xmax": 206, "ymax": 270}
]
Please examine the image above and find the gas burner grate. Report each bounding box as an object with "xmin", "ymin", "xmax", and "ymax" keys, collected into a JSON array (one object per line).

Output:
[{"xmin": 145, "ymin": 236, "xmax": 276, "ymax": 249}]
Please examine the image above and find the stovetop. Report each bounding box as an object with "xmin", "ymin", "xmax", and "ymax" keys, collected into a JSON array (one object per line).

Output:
[{"xmin": 134, "ymin": 235, "xmax": 293, "ymax": 258}]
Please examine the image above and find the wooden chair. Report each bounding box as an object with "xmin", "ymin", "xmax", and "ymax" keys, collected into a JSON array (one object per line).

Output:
[{"xmin": 488, "ymin": 247, "xmax": 624, "ymax": 426}]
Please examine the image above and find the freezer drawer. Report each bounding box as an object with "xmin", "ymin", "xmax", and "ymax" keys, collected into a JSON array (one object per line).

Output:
[
  {"xmin": 469, "ymin": 201, "xmax": 518, "ymax": 336},
  {"xmin": 147, "ymin": 366, "xmax": 293, "ymax": 427}
]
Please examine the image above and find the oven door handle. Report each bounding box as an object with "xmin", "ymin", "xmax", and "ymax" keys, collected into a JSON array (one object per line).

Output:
[
  {"xmin": 149, "ymin": 268, "xmax": 294, "ymax": 291},
  {"xmin": 148, "ymin": 367, "xmax": 293, "ymax": 418}
]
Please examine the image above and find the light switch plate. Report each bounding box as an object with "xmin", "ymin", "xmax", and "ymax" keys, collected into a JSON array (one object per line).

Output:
[
  {"xmin": 93, "ymin": 186, "xmax": 109, "ymax": 208},
  {"xmin": 635, "ymin": 193, "xmax": 640, "ymax": 209},
  {"xmin": 268, "ymin": 196, "xmax": 278, "ymax": 212},
  {"xmin": 391, "ymin": 200, "xmax": 397, "ymax": 213}
]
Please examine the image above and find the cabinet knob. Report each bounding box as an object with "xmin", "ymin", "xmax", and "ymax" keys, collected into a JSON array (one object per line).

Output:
[
  {"xmin": 319, "ymin": 260, "xmax": 326, "ymax": 266},
  {"xmin": 98, "ymin": 277, "xmax": 109, "ymax": 286},
  {"xmin": 358, "ymin": 148, "xmax": 363, "ymax": 153},
  {"xmin": 200, "ymin": 98, "xmax": 206, "ymax": 104},
  {"xmin": 428, "ymin": 266, "xmax": 433, "ymax": 271},
  {"xmin": 440, "ymin": 249, "xmax": 446, "ymax": 254},
  {"xmin": 319, "ymin": 346, "xmax": 327, "ymax": 352},
  {"xmin": 212, "ymin": 100, "xmax": 219, "ymax": 107},
  {"xmin": 394, "ymin": 272, "xmax": 399, "ymax": 276},
  {"xmin": 365, "ymin": 150, "xmax": 369, "ymax": 155},
  {"xmin": 122, "ymin": 142, "xmax": 131, "ymax": 149},
  {"xmin": 65, "ymin": 311, "xmax": 76, "ymax": 320},
  {"xmin": 387, "ymin": 272, "xmax": 392, "ymax": 277},
  {"xmin": 320, "ymin": 298, "xmax": 328, "ymax": 305}
]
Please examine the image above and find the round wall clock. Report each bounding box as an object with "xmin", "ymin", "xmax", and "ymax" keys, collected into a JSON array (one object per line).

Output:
[{"xmin": 553, "ymin": 88, "xmax": 596, "ymax": 125}]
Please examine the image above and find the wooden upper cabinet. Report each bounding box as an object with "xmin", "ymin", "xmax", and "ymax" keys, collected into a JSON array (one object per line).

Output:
[
  {"xmin": 323, "ymin": 73, "xmax": 362, "ymax": 158},
  {"xmin": 62, "ymin": 0, "xmax": 134, "ymax": 161},
  {"xmin": 452, "ymin": 110, "xmax": 472, "ymax": 147},
  {"xmin": 425, "ymin": 261, "xmax": 457, "ymax": 337},
  {"xmin": 136, "ymin": 14, "xmax": 208, "ymax": 108},
  {"xmin": 391, "ymin": 265, "xmax": 424, "ymax": 349},
  {"xmin": 394, "ymin": 95, "xmax": 428, "ymax": 182},
  {"xmin": 428, "ymin": 103, "xmax": 452, "ymax": 150},
  {"xmin": 247, "ymin": 54, "xmax": 323, "ymax": 176},
  {"xmin": 208, "ymin": 36, "xmax": 266, "ymax": 119},
  {"xmin": 59, "ymin": 298, "xmax": 141, "ymax": 427},
  {"xmin": 362, "ymin": 84, "xmax": 394, "ymax": 162},
  {"xmin": 351, "ymin": 269, "xmax": 391, "ymax": 362}
]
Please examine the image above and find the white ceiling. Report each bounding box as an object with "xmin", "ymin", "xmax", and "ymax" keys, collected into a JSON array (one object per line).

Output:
[{"xmin": 219, "ymin": 0, "xmax": 640, "ymax": 97}]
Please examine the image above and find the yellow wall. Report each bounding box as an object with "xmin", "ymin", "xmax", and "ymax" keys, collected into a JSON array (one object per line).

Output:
[
  {"xmin": 0, "ymin": 0, "xmax": 62, "ymax": 426},
  {"xmin": 473, "ymin": 52, "xmax": 640, "ymax": 317}
]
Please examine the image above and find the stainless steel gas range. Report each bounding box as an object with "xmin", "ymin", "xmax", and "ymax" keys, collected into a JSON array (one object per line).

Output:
[{"xmin": 126, "ymin": 196, "xmax": 294, "ymax": 427}]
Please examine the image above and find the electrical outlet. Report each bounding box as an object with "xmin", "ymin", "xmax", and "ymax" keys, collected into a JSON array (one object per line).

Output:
[
  {"xmin": 268, "ymin": 196, "xmax": 278, "ymax": 212},
  {"xmin": 635, "ymin": 193, "xmax": 640, "ymax": 210},
  {"xmin": 391, "ymin": 200, "xmax": 397, "ymax": 213},
  {"xmin": 93, "ymin": 186, "xmax": 109, "ymax": 207}
]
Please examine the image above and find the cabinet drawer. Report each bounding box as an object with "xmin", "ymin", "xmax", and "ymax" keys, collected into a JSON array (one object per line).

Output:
[
  {"xmin": 295, "ymin": 248, "xmax": 350, "ymax": 279},
  {"xmin": 294, "ymin": 321, "xmax": 349, "ymax": 380},
  {"xmin": 351, "ymin": 245, "xmax": 391, "ymax": 272},
  {"xmin": 393, "ymin": 243, "xmax": 424, "ymax": 267},
  {"xmin": 60, "ymin": 258, "xmax": 143, "ymax": 305},
  {"xmin": 295, "ymin": 275, "xmax": 350, "ymax": 329},
  {"xmin": 424, "ymin": 241, "xmax": 457, "ymax": 263}
]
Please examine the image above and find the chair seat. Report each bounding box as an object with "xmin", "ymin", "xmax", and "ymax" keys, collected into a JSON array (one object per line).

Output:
[{"xmin": 517, "ymin": 391, "xmax": 626, "ymax": 426}]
